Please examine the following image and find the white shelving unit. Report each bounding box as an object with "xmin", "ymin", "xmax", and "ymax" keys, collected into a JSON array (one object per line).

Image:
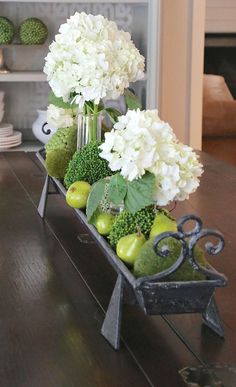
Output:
[{"xmin": 0, "ymin": 71, "xmax": 46, "ymax": 82}]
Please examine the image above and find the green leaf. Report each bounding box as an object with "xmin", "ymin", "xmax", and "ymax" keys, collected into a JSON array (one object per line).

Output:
[
  {"xmin": 89, "ymin": 207, "xmax": 101, "ymax": 226},
  {"xmin": 125, "ymin": 172, "xmax": 155, "ymax": 214},
  {"xmin": 98, "ymin": 100, "xmax": 105, "ymax": 113},
  {"xmin": 124, "ymin": 89, "xmax": 142, "ymax": 110},
  {"xmin": 48, "ymin": 91, "xmax": 77, "ymax": 110},
  {"xmin": 108, "ymin": 174, "xmax": 127, "ymax": 205},
  {"xmin": 86, "ymin": 179, "xmax": 106, "ymax": 222},
  {"xmin": 105, "ymin": 107, "xmax": 122, "ymax": 124}
]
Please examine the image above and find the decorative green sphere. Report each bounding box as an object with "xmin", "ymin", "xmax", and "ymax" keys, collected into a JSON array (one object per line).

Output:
[
  {"xmin": 19, "ymin": 18, "xmax": 48, "ymax": 45},
  {"xmin": 0, "ymin": 17, "xmax": 15, "ymax": 44}
]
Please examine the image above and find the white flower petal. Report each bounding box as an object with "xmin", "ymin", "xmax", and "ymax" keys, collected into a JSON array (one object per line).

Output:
[
  {"xmin": 44, "ymin": 12, "xmax": 145, "ymax": 108},
  {"xmin": 98, "ymin": 109, "xmax": 203, "ymax": 205}
]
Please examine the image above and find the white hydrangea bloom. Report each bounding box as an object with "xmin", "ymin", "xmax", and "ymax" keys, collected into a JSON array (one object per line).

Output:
[
  {"xmin": 99, "ymin": 109, "xmax": 203, "ymax": 206},
  {"xmin": 47, "ymin": 104, "xmax": 75, "ymax": 129},
  {"xmin": 44, "ymin": 12, "xmax": 145, "ymax": 109}
]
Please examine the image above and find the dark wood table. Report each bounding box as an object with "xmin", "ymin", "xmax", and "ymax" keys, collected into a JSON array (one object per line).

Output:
[{"xmin": 0, "ymin": 150, "xmax": 235, "ymax": 387}]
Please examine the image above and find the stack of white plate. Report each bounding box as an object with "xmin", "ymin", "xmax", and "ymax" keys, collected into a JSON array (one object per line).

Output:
[{"xmin": 0, "ymin": 123, "xmax": 22, "ymax": 149}]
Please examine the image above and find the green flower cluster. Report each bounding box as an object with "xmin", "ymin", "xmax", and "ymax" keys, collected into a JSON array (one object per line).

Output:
[
  {"xmin": 99, "ymin": 180, "xmax": 112, "ymax": 214},
  {"xmin": 0, "ymin": 17, "xmax": 14, "ymax": 44},
  {"xmin": 133, "ymin": 237, "xmax": 207, "ymax": 281},
  {"xmin": 64, "ymin": 141, "xmax": 114, "ymax": 189},
  {"xmin": 45, "ymin": 126, "xmax": 76, "ymax": 179},
  {"xmin": 19, "ymin": 18, "xmax": 48, "ymax": 45},
  {"xmin": 108, "ymin": 206, "xmax": 156, "ymax": 248}
]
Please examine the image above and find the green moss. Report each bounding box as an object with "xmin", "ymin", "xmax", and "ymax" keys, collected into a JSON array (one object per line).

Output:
[
  {"xmin": 108, "ymin": 206, "xmax": 156, "ymax": 248},
  {"xmin": 45, "ymin": 126, "xmax": 76, "ymax": 179},
  {"xmin": 45, "ymin": 149, "xmax": 72, "ymax": 179},
  {"xmin": 64, "ymin": 141, "xmax": 113, "ymax": 189},
  {"xmin": 19, "ymin": 18, "xmax": 48, "ymax": 45},
  {"xmin": 133, "ymin": 237, "xmax": 208, "ymax": 281},
  {"xmin": 0, "ymin": 17, "xmax": 14, "ymax": 44}
]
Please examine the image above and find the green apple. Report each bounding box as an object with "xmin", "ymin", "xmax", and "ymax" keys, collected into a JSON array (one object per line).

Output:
[
  {"xmin": 66, "ymin": 181, "xmax": 91, "ymax": 209},
  {"xmin": 116, "ymin": 233, "xmax": 146, "ymax": 266},
  {"xmin": 150, "ymin": 211, "xmax": 177, "ymax": 238},
  {"xmin": 95, "ymin": 213, "xmax": 115, "ymax": 236}
]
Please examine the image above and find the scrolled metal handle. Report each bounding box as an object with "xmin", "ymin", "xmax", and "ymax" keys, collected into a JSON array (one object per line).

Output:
[
  {"xmin": 135, "ymin": 214, "xmax": 227, "ymax": 287},
  {"xmin": 188, "ymin": 228, "xmax": 226, "ymax": 282},
  {"xmin": 177, "ymin": 214, "xmax": 202, "ymax": 237},
  {"xmin": 136, "ymin": 231, "xmax": 188, "ymax": 286}
]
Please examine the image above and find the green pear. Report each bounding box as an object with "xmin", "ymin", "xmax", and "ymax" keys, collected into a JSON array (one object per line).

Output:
[
  {"xmin": 66, "ymin": 181, "xmax": 91, "ymax": 209},
  {"xmin": 95, "ymin": 213, "xmax": 115, "ymax": 236},
  {"xmin": 116, "ymin": 233, "xmax": 146, "ymax": 266},
  {"xmin": 150, "ymin": 212, "xmax": 177, "ymax": 238}
]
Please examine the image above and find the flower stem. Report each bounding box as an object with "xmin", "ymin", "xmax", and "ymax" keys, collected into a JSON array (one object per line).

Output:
[{"xmin": 92, "ymin": 103, "xmax": 99, "ymax": 141}]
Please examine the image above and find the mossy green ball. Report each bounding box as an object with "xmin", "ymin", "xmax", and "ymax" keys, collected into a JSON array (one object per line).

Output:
[
  {"xmin": 0, "ymin": 17, "xmax": 14, "ymax": 44},
  {"xmin": 133, "ymin": 237, "xmax": 208, "ymax": 281},
  {"xmin": 45, "ymin": 126, "xmax": 77, "ymax": 153},
  {"xmin": 19, "ymin": 18, "xmax": 48, "ymax": 45},
  {"xmin": 45, "ymin": 126, "xmax": 77, "ymax": 179},
  {"xmin": 46, "ymin": 149, "xmax": 72, "ymax": 180}
]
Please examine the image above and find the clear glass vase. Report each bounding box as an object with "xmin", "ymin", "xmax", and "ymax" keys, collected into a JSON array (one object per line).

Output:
[
  {"xmin": 109, "ymin": 202, "xmax": 124, "ymax": 216},
  {"xmin": 77, "ymin": 112, "xmax": 102, "ymax": 150}
]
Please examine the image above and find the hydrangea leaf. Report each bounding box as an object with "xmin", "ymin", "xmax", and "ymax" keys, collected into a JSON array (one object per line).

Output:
[
  {"xmin": 105, "ymin": 107, "xmax": 122, "ymax": 124},
  {"xmin": 125, "ymin": 172, "xmax": 155, "ymax": 214},
  {"xmin": 48, "ymin": 91, "xmax": 77, "ymax": 110},
  {"xmin": 124, "ymin": 89, "xmax": 142, "ymax": 110},
  {"xmin": 88, "ymin": 207, "xmax": 101, "ymax": 226},
  {"xmin": 86, "ymin": 179, "xmax": 106, "ymax": 223},
  {"xmin": 108, "ymin": 173, "xmax": 127, "ymax": 205}
]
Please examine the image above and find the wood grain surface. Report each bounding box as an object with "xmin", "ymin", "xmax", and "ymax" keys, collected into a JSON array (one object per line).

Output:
[
  {"xmin": 203, "ymin": 136, "xmax": 236, "ymax": 167},
  {"xmin": 0, "ymin": 150, "xmax": 236, "ymax": 387}
]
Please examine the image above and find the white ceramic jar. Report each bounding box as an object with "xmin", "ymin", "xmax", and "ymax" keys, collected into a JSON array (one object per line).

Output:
[{"xmin": 32, "ymin": 109, "xmax": 56, "ymax": 144}]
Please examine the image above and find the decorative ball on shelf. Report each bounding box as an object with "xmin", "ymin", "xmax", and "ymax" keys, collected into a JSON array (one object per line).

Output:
[
  {"xmin": 19, "ymin": 18, "xmax": 48, "ymax": 45},
  {"xmin": 0, "ymin": 17, "xmax": 15, "ymax": 44}
]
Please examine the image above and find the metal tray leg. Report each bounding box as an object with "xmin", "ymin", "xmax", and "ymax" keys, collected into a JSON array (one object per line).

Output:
[
  {"xmin": 202, "ymin": 295, "xmax": 224, "ymax": 338},
  {"xmin": 38, "ymin": 174, "xmax": 50, "ymax": 219},
  {"xmin": 101, "ymin": 274, "xmax": 124, "ymax": 350}
]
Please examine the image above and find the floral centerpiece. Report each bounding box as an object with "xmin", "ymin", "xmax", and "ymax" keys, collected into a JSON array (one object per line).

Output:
[
  {"xmin": 44, "ymin": 12, "xmax": 145, "ymax": 147},
  {"xmin": 43, "ymin": 12, "xmax": 207, "ymax": 281},
  {"xmin": 86, "ymin": 109, "xmax": 203, "ymax": 218},
  {"xmin": 39, "ymin": 12, "xmax": 227, "ymax": 350}
]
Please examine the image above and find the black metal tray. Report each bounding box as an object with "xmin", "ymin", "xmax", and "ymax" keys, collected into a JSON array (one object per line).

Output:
[{"xmin": 36, "ymin": 150, "xmax": 227, "ymax": 350}]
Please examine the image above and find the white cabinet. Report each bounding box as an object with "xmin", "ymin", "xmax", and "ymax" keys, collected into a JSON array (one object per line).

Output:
[{"xmin": 0, "ymin": 0, "xmax": 160, "ymax": 139}]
